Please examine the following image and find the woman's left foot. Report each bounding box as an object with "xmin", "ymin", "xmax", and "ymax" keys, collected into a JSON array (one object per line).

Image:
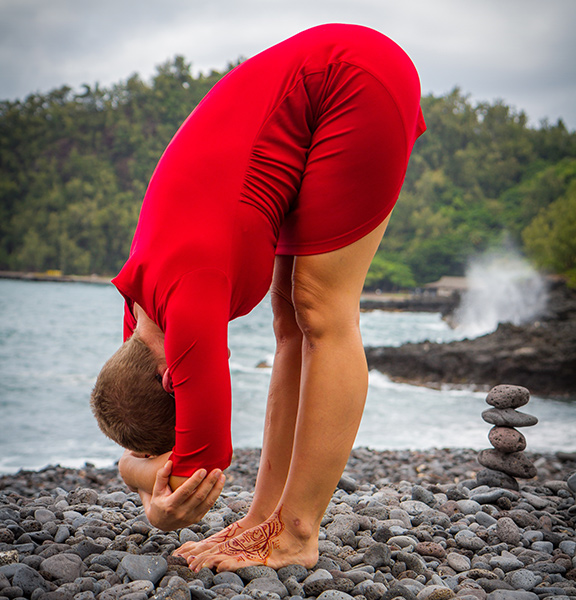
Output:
[{"xmin": 188, "ymin": 508, "xmax": 318, "ymax": 572}]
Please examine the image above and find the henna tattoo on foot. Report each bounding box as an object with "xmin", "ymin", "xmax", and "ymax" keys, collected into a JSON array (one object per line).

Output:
[{"xmin": 217, "ymin": 507, "xmax": 285, "ymax": 564}]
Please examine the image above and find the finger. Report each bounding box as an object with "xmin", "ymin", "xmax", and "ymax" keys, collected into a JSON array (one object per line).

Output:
[
  {"xmin": 200, "ymin": 472, "xmax": 226, "ymax": 509},
  {"xmin": 152, "ymin": 460, "xmax": 172, "ymax": 496},
  {"xmin": 169, "ymin": 468, "xmax": 208, "ymax": 504},
  {"xmin": 185, "ymin": 469, "xmax": 224, "ymax": 505}
]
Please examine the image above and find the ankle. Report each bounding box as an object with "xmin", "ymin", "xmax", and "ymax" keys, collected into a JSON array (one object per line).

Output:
[{"xmin": 276, "ymin": 505, "xmax": 318, "ymax": 542}]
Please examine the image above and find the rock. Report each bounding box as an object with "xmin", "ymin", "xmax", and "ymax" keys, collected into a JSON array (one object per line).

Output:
[
  {"xmin": 495, "ymin": 517, "xmax": 522, "ymax": 545},
  {"xmin": 244, "ymin": 577, "xmax": 288, "ymax": 598},
  {"xmin": 488, "ymin": 427, "xmax": 526, "ymax": 453},
  {"xmin": 485, "ymin": 385, "xmax": 530, "ymax": 409},
  {"xmin": 446, "ymin": 552, "xmax": 471, "ymax": 572},
  {"xmin": 277, "ymin": 564, "xmax": 309, "ymax": 583},
  {"xmin": 0, "ymin": 551, "xmax": 18, "ymax": 566},
  {"xmin": 119, "ymin": 555, "xmax": 168, "ymax": 585},
  {"xmin": 485, "ymin": 592, "xmax": 539, "ymax": 600},
  {"xmin": 337, "ymin": 475, "xmax": 358, "ymax": 493},
  {"xmin": 476, "ymin": 469, "xmax": 519, "ymax": 490},
  {"xmin": 477, "ymin": 450, "xmax": 537, "ymax": 479},
  {"xmin": 11, "ymin": 564, "xmax": 50, "ymax": 595},
  {"xmin": 317, "ymin": 591, "xmax": 354, "ymax": 600},
  {"xmin": 362, "ymin": 542, "xmax": 392, "ymax": 568},
  {"xmin": 481, "ymin": 409, "xmax": 538, "ymax": 428},
  {"xmin": 415, "ymin": 542, "xmax": 446, "ymax": 558},
  {"xmin": 503, "ymin": 569, "xmax": 542, "ymax": 591},
  {"xmin": 455, "ymin": 530, "xmax": 486, "ymax": 551},
  {"xmin": 415, "ymin": 585, "xmax": 456, "ymax": 599},
  {"xmin": 236, "ymin": 566, "xmax": 278, "ymax": 582},
  {"xmin": 40, "ymin": 553, "xmax": 85, "ymax": 582},
  {"xmin": 567, "ymin": 471, "xmax": 576, "ymax": 493}
]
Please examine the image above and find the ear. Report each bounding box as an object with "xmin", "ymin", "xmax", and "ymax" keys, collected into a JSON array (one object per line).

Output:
[{"xmin": 162, "ymin": 368, "xmax": 174, "ymax": 394}]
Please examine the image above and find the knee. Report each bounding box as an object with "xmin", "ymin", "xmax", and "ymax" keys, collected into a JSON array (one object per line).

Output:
[
  {"xmin": 271, "ymin": 288, "xmax": 302, "ymax": 346},
  {"xmin": 292, "ymin": 279, "xmax": 360, "ymax": 343}
]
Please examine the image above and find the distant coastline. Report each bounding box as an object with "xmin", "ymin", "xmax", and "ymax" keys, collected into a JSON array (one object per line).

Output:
[{"xmin": 0, "ymin": 270, "xmax": 112, "ymax": 285}]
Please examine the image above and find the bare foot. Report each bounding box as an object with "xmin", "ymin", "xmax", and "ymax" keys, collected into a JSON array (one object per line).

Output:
[
  {"xmin": 173, "ymin": 515, "xmax": 261, "ymax": 561},
  {"xmin": 188, "ymin": 507, "xmax": 319, "ymax": 572}
]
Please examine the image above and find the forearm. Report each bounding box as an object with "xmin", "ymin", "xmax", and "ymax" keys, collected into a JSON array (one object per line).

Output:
[{"xmin": 118, "ymin": 451, "xmax": 171, "ymax": 493}]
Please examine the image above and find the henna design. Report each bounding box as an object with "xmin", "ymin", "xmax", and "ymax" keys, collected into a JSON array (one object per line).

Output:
[
  {"xmin": 218, "ymin": 507, "xmax": 285, "ymax": 564},
  {"xmin": 210, "ymin": 521, "xmax": 244, "ymax": 544}
]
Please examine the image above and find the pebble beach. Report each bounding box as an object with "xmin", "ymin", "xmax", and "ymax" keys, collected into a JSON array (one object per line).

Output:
[{"xmin": 1, "ymin": 446, "xmax": 576, "ymax": 600}]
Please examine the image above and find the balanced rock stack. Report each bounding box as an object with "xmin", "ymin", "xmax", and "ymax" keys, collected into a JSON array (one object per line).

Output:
[{"xmin": 476, "ymin": 384, "xmax": 538, "ymax": 491}]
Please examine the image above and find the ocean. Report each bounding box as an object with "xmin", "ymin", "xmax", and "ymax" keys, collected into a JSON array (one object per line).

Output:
[{"xmin": 1, "ymin": 278, "xmax": 574, "ymax": 474}]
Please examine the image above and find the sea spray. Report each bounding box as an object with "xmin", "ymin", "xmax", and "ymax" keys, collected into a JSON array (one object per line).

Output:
[{"xmin": 453, "ymin": 247, "xmax": 547, "ymax": 337}]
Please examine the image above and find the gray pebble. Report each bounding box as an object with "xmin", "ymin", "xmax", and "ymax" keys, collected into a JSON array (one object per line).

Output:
[
  {"xmin": 446, "ymin": 552, "xmax": 471, "ymax": 572},
  {"xmin": 317, "ymin": 592, "xmax": 354, "ymax": 600},
  {"xmin": 481, "ymin": 408, "xmax": 538, "ymax": 428},
  {"xmin": 245, "ymin": 577, "xmax": 289, "ymax": 598},
  {"xmin": 214, "ymin": 572, "xmax": 245, "ymax": 588},
  {"xmin": 119, "ymin": 555, "xmax": 167, "ymax": 585},
  {"xmin": 496, "ymin": 517, "xmax": 522, "ymax": 545},
  {"xmin": 485, "ymin": 592, "xmax": 539, "ymax": 600},
  {"xmin": 485, "ymin": 385, "xmax": 530, "ymax": 409},
  {"xmin": 11, "ymin": 564, "xmax": 50, "ymax": 595},
  {"xmin": 530, "ymin": 540, "xmax": 553, "ymax": 553},
  {"xmin": 277, "ymin": 565, "xmax": 309, "ymax": 583},
  {"xmin": 566, "ymin": 472, "xmax": 576, "ymax": 493},
  {"xmin": 503, "ymin": 568, "xmax": 542, "ymax": 591},
  {"xmin": 363, "ymin": 542, "xmax": 392, "ymax": 568},
  {"xmin": 454, "ymin": 530, "xmax": 486, "ymax": 551},
  {"xmin": 236, "ymin": 566, "xmax": 278, "ymax": 582}
]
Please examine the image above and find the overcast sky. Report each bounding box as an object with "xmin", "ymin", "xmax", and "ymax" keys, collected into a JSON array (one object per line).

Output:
[{"xmin": 1, "ymin": 0, "xmax": 575, "ymax": 129}]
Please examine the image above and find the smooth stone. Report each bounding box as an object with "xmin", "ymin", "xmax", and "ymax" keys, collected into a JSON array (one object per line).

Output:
[
  {"xmin": 477, "ymin": 450, "xmax": 537, "ymax": 479},
  {"xmin": 567, "ymin": 472, "xmax": 576, "ymax": 493},
  {"xmin": 317, "ymin": 592, "xmax": 354, "ymax": 600},
  {"xmin": 446, "ymin": 552, "xmax": 471, "ymax": 572},
  {"xmin": 337, "ymin": 475, "xmax": 358, "ymax": 493},
  {"xmin": 489, "ymin": 552, "xmax": 524, "ymax": 572},
  {"xmin": 455, "ymin": 530, "xmax": 486, "ymax": 551},
  {"xmin": 530, "ymin": 540, "xmax": 553, "ymax": 554},
  {"xmin": 119, "ymin": 555, "xmax": 168, "ymax": 585},
  {"xmin": 488, "ymin": 427, "xmax": 526, "ymax": 453},
  {"xmin": 481, "ymin": 408, "xmax": 538, "ymax": 428},
  {"xmin": 475, "ymin": 511, "xmax": 497, "ymax": 527},
  {"xmin": 495, "ymin": 517, "xmax": 522, "ymax": 545},
  {"xmin": 11, "ymin": 564, "xmax": 50, "ymax": 595},
  {"xmin": 456, "ymin": 500, "xmax": 482, "ymax": 515},
  {"xmin": 245, "ymin": 578, "xmax": 289, "ymax": 599},
  {"xmin": 54, "ymin": 524, "xmax": 70, "ymax": 543},
  {"xmin": 40, "ymin": 553, "xmax": 84, "ymax": 582},
  {"xmin": 214, "ymin": 572, "xmax": 245, "ymax": 588},
  {"xmin": 503, "ymin": 569, "xmax": 541, "ymax": 591},
  {"xmin": 476, "ymin": 469, "xmax": 519, "ymax": 491},
  {"xmin": 34, "ymin": 508, "xmax": 56, "ymax": 524},
  {"xmin": 277, "ymin": 565, "xmax": 309, "ymax": 583},
  {"xmin": 471, "ymin": 488, "xmax": 516, "ymax": 505},
  {"xmin": 520, "ymin": 491, "xmax": 549, "ymax": 510},
  {"xmin": 559, "ymin": 540, "xmax": 576, "ymax": 556},
  {"xmin": 485, "ymin": 592, "xmax": 538, "ymax": 600},
  {"xmin": 485, "ymin": 385, "xmax": 530, "ymax": 409}
]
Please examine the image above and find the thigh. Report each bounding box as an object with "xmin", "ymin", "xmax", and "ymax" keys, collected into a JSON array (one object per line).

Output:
[{"xmin": 292, "ymin": 216, "xmax": 391, "ymax": 316}]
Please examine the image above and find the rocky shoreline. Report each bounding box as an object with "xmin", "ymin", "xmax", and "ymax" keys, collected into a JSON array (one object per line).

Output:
[
  {"xmin": 1, "ymin": 447, "xmax": 576, "ymax": 600},
  {"xmin": 364, "ymin": 281, "xmax": 576, "ymax": 397}
]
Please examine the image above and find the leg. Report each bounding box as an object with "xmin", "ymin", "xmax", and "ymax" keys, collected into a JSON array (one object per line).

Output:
[
  {"xmin": 176, "ymin": 255, "xmax": 303, "ymax": 558},
  {"xmin": 190, "ymin": 216, "xmax": 390, "ymax": 571}
]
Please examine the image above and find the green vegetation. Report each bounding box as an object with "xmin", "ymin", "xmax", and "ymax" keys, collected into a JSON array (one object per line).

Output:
[{"xmin": 1, "ymin": 58, "xmax": 575, "ymax": 288}]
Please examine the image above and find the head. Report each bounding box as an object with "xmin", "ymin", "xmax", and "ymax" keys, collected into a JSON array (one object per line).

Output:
[{"xmin": 90, "ymin": 332, "xmax": 176, "ymax": 455}]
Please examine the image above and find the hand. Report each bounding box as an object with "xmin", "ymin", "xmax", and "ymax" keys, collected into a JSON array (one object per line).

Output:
[{"xmin": 140, "ymin": 460, "xmax": 225, "ymax": 531}]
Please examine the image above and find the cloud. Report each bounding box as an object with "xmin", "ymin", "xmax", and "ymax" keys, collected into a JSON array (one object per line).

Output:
[{"xmin": 1, "ymin": 0, "xmax": 575, "ymax": 128}]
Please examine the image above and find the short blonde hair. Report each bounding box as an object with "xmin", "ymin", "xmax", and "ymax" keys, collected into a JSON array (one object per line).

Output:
[{"xmin": 90, "ymin": 332, "xmax": 175, "ymax": 455}]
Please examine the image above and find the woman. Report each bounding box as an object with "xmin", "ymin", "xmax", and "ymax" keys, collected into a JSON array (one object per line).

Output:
[{"xmin": 91, "ymin": 23, "xmax": 425, "ymax": 572}]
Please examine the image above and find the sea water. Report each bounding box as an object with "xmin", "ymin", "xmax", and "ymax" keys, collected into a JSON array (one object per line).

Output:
[{"xmin": 0, "ymin": 279, "xmax": 574, "ymax": 474}]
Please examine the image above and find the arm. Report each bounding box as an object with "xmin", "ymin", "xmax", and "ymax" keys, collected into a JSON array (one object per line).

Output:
[{"xmin": 118, "ymin": 450, "xmax": 225, "ymax": 530}]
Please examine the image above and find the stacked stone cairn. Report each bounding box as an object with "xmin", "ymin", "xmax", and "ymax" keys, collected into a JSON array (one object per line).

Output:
[{"xmin": 476, "ymin": 384, "xmax": 538, "ymax": 491}]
